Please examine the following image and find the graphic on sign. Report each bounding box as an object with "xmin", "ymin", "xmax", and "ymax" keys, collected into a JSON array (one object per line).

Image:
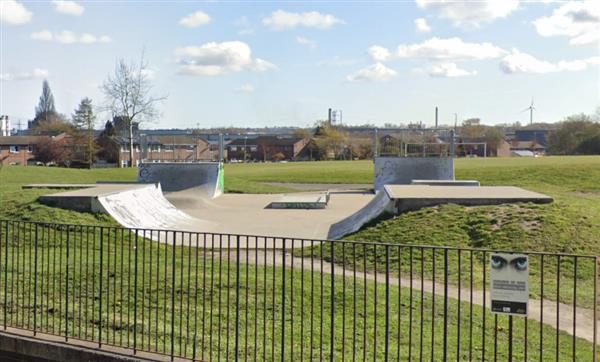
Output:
[{"xmin": 490, "ymin": 253, "xmax": 529, "ymax": 316}]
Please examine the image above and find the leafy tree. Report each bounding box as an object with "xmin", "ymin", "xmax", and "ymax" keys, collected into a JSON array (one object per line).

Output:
[
  {"xmin": 31, "ymin": 118, "xmax": 74, "ymax": 135},
  {"xmin": 547, "ymin": 114, "xmax": 598, "ymax": 155},
  {"xmin": 292, "ymin": 128, "xmax": 312, "ymax": 139},
  {"xmin": 72, "ymin": 98, "xmax": 97, "ymax": 167},
  {"xmin": 34, "ymin": 80, "xmax": 57, "ymax": 122},
  {"xmin": 313, "ymin": 122, "xmax": 349, "ymax": 160},
  {"xmin": 30, "ymin": 80, "xmax": 66, "ymax": 129},
  {"xmin": 101, "ymin": 53, "xmax": 166, "ymax": 167},
  {"xmin": 34, "ymin": 137, "xmax": 73, "ymax": 166},
  {"xmin": 96, "ymin": 120, "xmax": 119, "ymax": 163},
  {"xmin": 577, "ymin": 134, "xmax": 600, "ymax": 155}
]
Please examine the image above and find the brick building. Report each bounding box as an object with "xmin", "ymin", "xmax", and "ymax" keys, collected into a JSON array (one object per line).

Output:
[
  {"xmin": 0, "ymin": 136, "xmax": 45, "ymax": 166},
  {"xmin": 225, "ymin": 135, "xmax": 311, "ymax": 162},
  {"xmin": 118, "ymin": 135, "xmax": 212, "ymax": 167}
]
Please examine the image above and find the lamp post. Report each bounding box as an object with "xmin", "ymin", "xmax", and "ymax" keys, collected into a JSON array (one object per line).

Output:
[{"xmin": 243, "ymin": 136, "xmax": 247, "ymax": 162}]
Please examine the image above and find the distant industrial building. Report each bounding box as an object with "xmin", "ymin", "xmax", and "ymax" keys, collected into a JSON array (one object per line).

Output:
[{"xmin": 514, "ymin": 129, "xmax": 549, "ymax": 147}]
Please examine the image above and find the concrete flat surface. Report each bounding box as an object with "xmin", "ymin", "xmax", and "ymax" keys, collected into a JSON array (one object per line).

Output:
[
  {"xmin": 39, "ymin": 184, "xmax": 151, "ymax": 198},
  {"xmin": 384, "ymin": 185, "xmax": 552, "ymax": 201},
  {"xmin": 166, "ymin": 190, "xmax": 375, "ymax": 240}
]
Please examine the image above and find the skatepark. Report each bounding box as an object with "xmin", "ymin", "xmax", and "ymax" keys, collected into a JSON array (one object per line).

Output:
[{"xmin": 34, "ymin": 157, "xmax": 552, "ymax": 242}]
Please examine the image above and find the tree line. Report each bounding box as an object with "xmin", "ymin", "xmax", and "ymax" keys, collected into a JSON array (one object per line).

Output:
[
  {"xmin": 27, "ymin": 53, "xmax": 165, "ymax": 168},
  {"xmin": 547, "ymin": 113, "xmax": 600, "ymax": 155}
]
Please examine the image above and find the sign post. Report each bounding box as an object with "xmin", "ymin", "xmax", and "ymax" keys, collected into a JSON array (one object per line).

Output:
[{"xmin": 490, "ymin": 253, "xmax": 529, "ymax": 362}]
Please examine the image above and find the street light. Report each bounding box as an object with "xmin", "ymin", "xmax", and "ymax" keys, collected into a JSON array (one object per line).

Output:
[{"xmin": 244, "ymin": 136, "xmax": 248, "ymax": 162}]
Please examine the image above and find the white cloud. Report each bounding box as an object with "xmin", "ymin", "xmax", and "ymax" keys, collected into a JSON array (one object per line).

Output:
[
  {"xmin": 416, "ymin": 0, "xmax": 519, "ymax": 28},
  {"xmin": 0, "ymin": 68, "xmax": 48, "ymax": 81},
  {"xmin": 263, "ymin": 10, "xmax": 344, "ymax": 30},
  {"xmin": 346, "ymin": 63, "xmax": 397, "ymax": 82},
  {"xmin": 296, "ymin": 36, "xmax": 317, "ymax": 49},
  {"xmin": 370, "ymin": 37, "xmax": 505, "ymax": 62},
  {"xmin": 234, "ymin": 84, "xmax": 255, "ymax": 93},
  {"xmin": 368, "ymin": 45, "xmax": 392, "ymax": 62},
  {"xmin": 414, "ymin": 18, "xmax": 432, "ymax": 33},
  {"xmin": 533, "ymin": 0, "xmax": 600, "ymax": 46},
  {"xmin": 0, "ymin": 0, "xmax": 32, "ymax": 25},
  {"xmin": 426, "ymin": 62, "xmax": 477, "ymax": 77},
  {"xmin": 55, "ymin": 30, "xmax": 77, "ymax": 44},
  {"xmin": 179, "ymin": 10, "xmax": 211, "ymax": 28},
  {"xmin": 500, "ymin": 49, "xmax": 600, "ymax": 74},
  {"xmin": 52, "ymin": 1, "xmax": 84, "ymax": 16},
  {"xmin": 30, "ymin": 30, "xmax": 111, "ymax": 44},
  {"xmin": 175, "ymin": 41, "xmax": 277, "ymax": 76}
]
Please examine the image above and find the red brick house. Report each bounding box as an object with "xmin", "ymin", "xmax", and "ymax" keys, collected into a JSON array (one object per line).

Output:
[
  {"xmin": 0, "ymin": 136, "xmax": 46, "ymax": 166},
  {"xmin": 118, "ymin": 135, "xmax": 212, "ymax": 167},
  {"xmin": 225, "ymin": 136, "xmax": 311, "ymax": 162}
]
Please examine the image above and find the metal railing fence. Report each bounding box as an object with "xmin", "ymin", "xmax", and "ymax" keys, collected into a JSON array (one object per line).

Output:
[{"xmin": 0, "ymin": 220, "xmax": 597, "ymax": 361}]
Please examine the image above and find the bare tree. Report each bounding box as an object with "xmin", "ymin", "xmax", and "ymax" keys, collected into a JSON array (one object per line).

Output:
[{"xmin": 101, "ymin": 53, "xmax": 166, "ymax": 167}]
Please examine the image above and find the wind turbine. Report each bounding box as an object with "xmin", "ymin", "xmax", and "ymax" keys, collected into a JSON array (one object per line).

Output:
[{"xmin": 521, "ymin": 98, "xmax": 535, "ymax": 126}]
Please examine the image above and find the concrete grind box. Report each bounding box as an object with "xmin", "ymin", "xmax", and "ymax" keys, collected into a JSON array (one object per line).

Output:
[{"xmin": 374, "ymin": 157, "xmax": 454, "ymax": 191}]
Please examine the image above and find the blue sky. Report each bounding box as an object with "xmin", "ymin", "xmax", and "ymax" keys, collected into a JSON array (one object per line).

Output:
[{"xmin": 1, "ymin": 0, "xmax": 599, "ymax": 129}]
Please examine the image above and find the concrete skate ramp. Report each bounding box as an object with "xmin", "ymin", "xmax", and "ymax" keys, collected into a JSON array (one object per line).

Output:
[
  {"xmin": 166, "ymin": 189, "xmax": 375, "ymax": 240},
  {"xmin": 96, "ymin": 183, "xmax": 215, "ymax": 233},
  {"xmin": 138, "ymin": 162, "xmax": 224, "ymax": 198},
  {"xmin": 374, "ymin": 157, "xmax": 454, "ymax": 191},
  {"xmin": 386, "ymin": 185, "xmax": 553, "ymax": 213},
  {"xmin": 327, "ymin": 190, "xmax": 393, "ymax": 240}
]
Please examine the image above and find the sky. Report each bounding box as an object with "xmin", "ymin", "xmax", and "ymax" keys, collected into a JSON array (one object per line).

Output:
[{"xmin": 1, "ymin": 0, "xmax": 599, "ymax": 129}]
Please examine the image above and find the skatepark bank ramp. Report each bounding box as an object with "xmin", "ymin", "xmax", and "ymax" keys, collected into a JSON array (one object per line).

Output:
[{"xmin": 138, "ymin": 162, "xmax": 224, "ymax": 198}]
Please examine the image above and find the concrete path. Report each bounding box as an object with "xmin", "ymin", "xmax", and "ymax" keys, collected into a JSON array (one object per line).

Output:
[{"xmin": 229, "ymin": 249, "xmax": 598, "ymax": 345}]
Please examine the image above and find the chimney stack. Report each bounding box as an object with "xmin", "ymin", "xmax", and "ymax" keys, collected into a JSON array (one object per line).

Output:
[{"xmin": 435, "ymin": 107, "xmax": 438, "ymax": 129}]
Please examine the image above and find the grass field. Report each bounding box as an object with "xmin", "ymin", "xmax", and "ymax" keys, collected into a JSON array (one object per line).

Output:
[
  {"xmin": 0, "ymin": 222, "xmax": 593, "ymax": 361},
  {"xmin": 0, "ymin": 157, "xmax": 599, "ymax": 358},
  {"xmin": 2, "ymin": 156, "xmax": 599, "ymax": 254}
]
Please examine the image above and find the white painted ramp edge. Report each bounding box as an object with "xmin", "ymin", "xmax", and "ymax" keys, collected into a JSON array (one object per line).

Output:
[
  {"xmin": 327, "ymin": 190, "xmax": 393, "ymax": 240},
  {"xmin": 96, "ymin": 184, "xmax": 214, "ymax": 236}
]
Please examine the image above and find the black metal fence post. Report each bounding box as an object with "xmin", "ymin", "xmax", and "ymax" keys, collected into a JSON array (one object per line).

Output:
[
  {"xmin": 133, "ymin": 230, "xmax": 138, "ymax": 354},
  {"xmin": 98, "ymin": 227, "xmax": 103, "ymax": 347},
  {"xmin": 65, "ymin": 228, "xmax": 70, "ymax": 341},
  {"xmin": 508, "ymin": 315, "xmax": 513, "ymax": 362},
  {"xmin": 443, "ymin": 248, "xmax": 448, "ymax": 362},
  {"xmin": 330, "ymin": 242, "xmax": 335, "ymax": 362},
  {"xmin": 235, "ymin": 235, "xmax": 240, "ymax": 361},
  {"xmin": 33, "ymin": 224, "xmax": 38, "ymax": 336},
  {"xmin": 385, "ymin": 245, "xmax": 390, "ymax": 362}
]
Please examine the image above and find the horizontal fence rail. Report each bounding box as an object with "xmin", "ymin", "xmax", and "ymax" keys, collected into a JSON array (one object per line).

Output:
[{"xmin": 0, "ymin": 220, "xmax": 597, "ymax": 361}]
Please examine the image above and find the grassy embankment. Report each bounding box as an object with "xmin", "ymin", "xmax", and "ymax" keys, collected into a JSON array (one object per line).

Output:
[{"xmin": 0, "ymin": 157, "xmax": 599, "ymax": 358}]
